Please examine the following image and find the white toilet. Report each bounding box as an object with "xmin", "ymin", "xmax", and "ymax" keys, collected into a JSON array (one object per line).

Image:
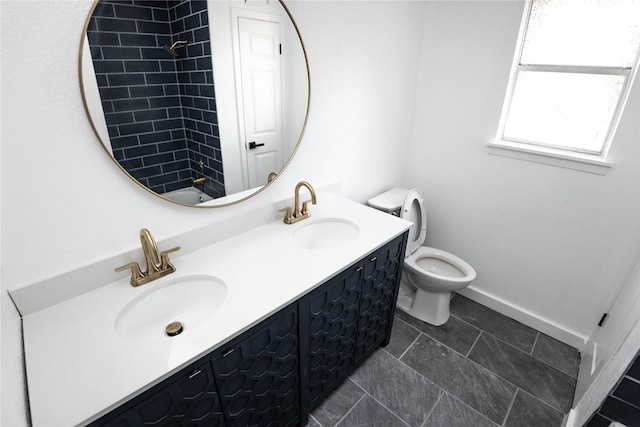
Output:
[{"xmin": 368, "ymin": 188, "xmax": 476, "ymax": 326}]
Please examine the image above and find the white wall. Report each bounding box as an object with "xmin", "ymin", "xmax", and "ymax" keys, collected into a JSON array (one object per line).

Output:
[
  {"xmin": 405, "ymin": 1, "xmax": 640, "ymax": 346},
  {"xmin": 0, "ymin": 1, "xmax": 424, "ymax": 424}
]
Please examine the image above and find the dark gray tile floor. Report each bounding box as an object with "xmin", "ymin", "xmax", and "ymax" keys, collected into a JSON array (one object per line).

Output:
[{"xmin": 308, "ymin": 294, "xmax": 580, "ymax": 427}]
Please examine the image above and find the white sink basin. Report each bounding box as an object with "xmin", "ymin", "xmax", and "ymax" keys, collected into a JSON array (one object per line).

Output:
[
  {"xmin": 292, "ymin": 218, "xmax": 360, "ymax": 250},
  {"xmin": 115, "ymin": 275, "xmax": 227, "ymax": 340}
]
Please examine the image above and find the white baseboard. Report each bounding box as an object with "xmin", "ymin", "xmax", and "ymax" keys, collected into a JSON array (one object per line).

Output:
[
  {"xmin": 458, "ymin": 285, "xmax": 586, "ymax": 349},
  {"xmin": 562, "ymin": 409, "xmax": 577, "ymax": 427}
]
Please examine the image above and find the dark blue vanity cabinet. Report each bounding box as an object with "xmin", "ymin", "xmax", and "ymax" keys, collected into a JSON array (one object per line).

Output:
[
  {"xmin": 303, "ymin": 263, "xmax": 363, "ymax": 409},
  {"xmin": 355, "ymin": 238, "xmax": 406, "ymax": 364},
  {"xmin": 212, "ymin": 304, "xmax": 300, "ymax": 427},
  {"xmin": 301, "ymin": 233, "xmax": 407, "ymax": 412},
  {"xmin": 91, "ymin": 361, "xmax": 226, "ymax": 426},
  {"xmin": 88, "ymin": 232, "xmax": 407, "ymax": 427}
]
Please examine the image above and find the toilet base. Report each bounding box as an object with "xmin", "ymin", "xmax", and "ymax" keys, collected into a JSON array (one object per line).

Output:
[
  {"xmin": 397, "ymin": 281, "xmax": 452, "ymax": 326},
  {"xmin": 396, "ymin": 282, "xmax": 416, "ymax": 313},
  {"xmin": 412, "ymin": 288, "xmax": 451, "ymax": 326}
]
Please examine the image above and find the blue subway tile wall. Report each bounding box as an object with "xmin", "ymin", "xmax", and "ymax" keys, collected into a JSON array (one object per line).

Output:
[
  {"xmin": 585, "ymin": 353, "xmax": 640, "ymax": 427},
  {"xmin": 87, "ymin": 0, "xmax": 224, "ymax": 199}
]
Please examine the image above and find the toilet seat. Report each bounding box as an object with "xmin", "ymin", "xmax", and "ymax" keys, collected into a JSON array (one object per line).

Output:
[
  {"xmin": 404, "ymin": 247, "xmax": 477, "ymax": 292},
  {"xmin": 400, "ymin": 189, "xmax": 427, "ymax": 257}
]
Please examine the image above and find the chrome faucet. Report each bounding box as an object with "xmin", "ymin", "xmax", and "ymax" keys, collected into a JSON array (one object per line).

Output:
[
  {"xmin": 280, "ymin": 181, "xmax": 317, "ymax": 224},
  {"xmin": 115, "ymin": 229, "xmax": 180, "ymax": 287}
]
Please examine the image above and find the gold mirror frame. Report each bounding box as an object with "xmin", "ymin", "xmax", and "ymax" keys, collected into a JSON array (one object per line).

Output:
[{"xmin": 79, "ymin": 0, "xmax": 310, "ymax": 208}]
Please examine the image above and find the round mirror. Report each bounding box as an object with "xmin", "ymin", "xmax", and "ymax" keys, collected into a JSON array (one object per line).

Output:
[{"xmin": 80, "ymin": 0, "xmax": 309, "ymax": 207}]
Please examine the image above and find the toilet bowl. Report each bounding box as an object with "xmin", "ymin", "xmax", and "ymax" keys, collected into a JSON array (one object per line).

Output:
[{"xmin": 368, "ymin": 188, "xmax": 476, "ymax": 326}]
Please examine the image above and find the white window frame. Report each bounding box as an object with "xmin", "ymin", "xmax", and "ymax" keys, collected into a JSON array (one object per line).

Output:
[{"xmin": 489, "ymin": 0, "xmax": 640, "ymax": 174}]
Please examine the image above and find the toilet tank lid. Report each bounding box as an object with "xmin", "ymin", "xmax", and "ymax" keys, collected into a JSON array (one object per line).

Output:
[{"xmin": 367, "ymin": 188, "xmax": 410, "ymax": 212}]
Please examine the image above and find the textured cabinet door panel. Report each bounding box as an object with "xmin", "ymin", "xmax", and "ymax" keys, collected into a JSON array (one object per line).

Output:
[
  {"xmin": 212, "ymin": 304, "xmax": 300, "ymax": 427},
  {"xmin": 90, "ymin": 362, "xmax": 226, "ymax": 427},
  {"xmin": 355, "ymin": 235, "xmax": 406, "ymax": 364},
  {"xmin": 305, "ymin": 264, "xmax": 362, "ymax": 408}
]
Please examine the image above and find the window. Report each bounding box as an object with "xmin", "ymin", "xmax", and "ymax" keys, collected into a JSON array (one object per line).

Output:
[{"xmin": 493, "ymin": 0, "xmax": 640, "ymax": 166}]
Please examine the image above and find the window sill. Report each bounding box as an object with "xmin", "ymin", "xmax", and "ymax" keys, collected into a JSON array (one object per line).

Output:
[{"xmin": 487, "ymin": 140, "xmax": 612, "ymax": 175}]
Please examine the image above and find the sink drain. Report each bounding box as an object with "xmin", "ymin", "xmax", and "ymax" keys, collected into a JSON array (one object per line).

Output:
[{"xmin": 166, "ymin": 321, "xmax": 184, "ymax": 337}]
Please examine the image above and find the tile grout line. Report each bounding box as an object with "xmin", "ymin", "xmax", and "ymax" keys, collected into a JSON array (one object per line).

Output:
[
  {"xmin": 608, "ymin": 394, "xmax": 640, "ymax": 411},
  {"xmin": 397, "ymin": 328, "xmax": 424, "ymax": 360},
  {"xmin": 449, "ymin": 312, "xmax": 483, "ymax": 336},
  {"xmin": 331, "ymin": 391, "xmax": 368, "ymax": 427},
  {"xmin": 530, "ymin": 331, "xmax": 540, "ymax": 356},
  {"xmin": 625, "ymin": 373, "xmax": 640, "ymax": 385},
  {"xmin": 518, "ymin": 386, "xmax": 575, "ymax": 418},
  {"xmin": 393, "ymin": 315, "xmax": 424, "ymax": 337},
  {"xmin": 396, "ymin": 313, "xmax": 482, "ymax": 359},
  {"xmin": 332, "ymin": 384, "xmax": 411, "ymax": 427},
  {"xmin": 474, "ymin": 328, "xmax": 578, "ymax": 382},
  {"xmin": 443, "ymin": 391, "xmax": 505, "ymax": 427},
  {"xmin": 361, "ymin": 388, "xmax": 413, "ymax": 427},
  {"xmin": 500, "ymin": 387, "xmax": 520, "ymax": 427},
  {"xmin": 466, "ymin": 329, "xmax": 484, "ymax": 358},
  {"xmin": 419, "ymin": 390, "xmax": 445, "ymax": 427},
  {"xmin": 308, "ymin": 413, "xmax": 323, "ymax": 427},
  {"xmin": 449, "ymin": 300, "xmax": 542, "ymax": 352},
  {"xmin": 451, "ymin": 311, "xmax": 537, "ymax": 356},
  {"xmin": 379, "ymin": 343, "xmax": 443, "ymax": 393}
]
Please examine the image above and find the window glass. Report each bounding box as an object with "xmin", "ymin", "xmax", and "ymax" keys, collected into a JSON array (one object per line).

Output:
[
  {"xmin": 504, "ymin": 71, "xmax": 625, "ymax": 153},
  {"xmin": 522, "ymin": 0, "xmax": 640, "ymax": 67}
]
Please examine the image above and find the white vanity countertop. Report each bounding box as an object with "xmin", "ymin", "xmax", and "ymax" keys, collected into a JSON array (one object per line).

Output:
[{"xmin": 21, "ymin": 195, "xmax": 410, "ymax": 426}]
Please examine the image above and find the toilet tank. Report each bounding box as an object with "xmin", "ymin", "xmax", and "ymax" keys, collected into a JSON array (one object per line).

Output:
[{"xmin": 367, "ymin": 188, "xmax": 410, "ymax": 216}]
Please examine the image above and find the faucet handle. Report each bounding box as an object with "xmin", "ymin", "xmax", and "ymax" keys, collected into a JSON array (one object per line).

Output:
[
  {"xmin": 159, "ymin": 246, "xmax": 180, "ymax": 270},
  {"xmin": 115, "ymin": 262, "xmax": 144, "ymax": 287},
  {"xmin": 279, "ymin": 207, "xmax": 293, "ymax": 224}
]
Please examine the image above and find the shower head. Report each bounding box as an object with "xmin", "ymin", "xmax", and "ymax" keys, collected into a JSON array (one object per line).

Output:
[
  {"xmin": 162, "ymin": 40, "xmax": 189, "ymax": 58},
  {"xmin": 163, "ymin": 46, "xmax": 179, "ymax": 57}
]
